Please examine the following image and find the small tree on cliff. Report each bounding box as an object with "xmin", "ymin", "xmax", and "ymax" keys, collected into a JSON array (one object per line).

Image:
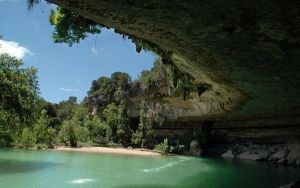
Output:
[{"xmin": 131, "ymin": 101, "xmax": 154, "ymax": 148}]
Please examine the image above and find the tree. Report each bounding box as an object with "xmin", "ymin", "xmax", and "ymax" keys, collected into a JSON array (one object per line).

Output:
[
  {"xmin": 58, "ymin": 105, "xmax": 90, "ymax": 147},
  {"xmin": 33, "ymin": 110, "xmax": 57, "ymax": 148},
  {"xmin": 44, "ymin": 128, "xmax": 57, "ymax": 149},
  {"xmin": 0, "ymin": 54, "xmax": 39, "ymax": 145},
  {"xmin": 103, "ymin": 102, "xmax": 132, "ymax": 145},
  {"xmin": 21, "ymin": 127, "xmax": 36, "ymax": 148},
  {"xmin": 132, "ymin": 101, "xmax": 154, "ymax": 148},
  {"xmin": 59, "ymin": 118, "xmax": 89, "ymax": 147},
  {"xmin": 56, "ymin": 96, "xmax": 78, "ymax": 122},
  {"xmin": 115, "ymin": 101, "xmax": 132, "ymax": 145},
  {"xmin": 85, "ymin": 116, "xmax": 108, "ymax": 144},
  {"xmin": 103, "ymin": 103, "xmax": 120, "ymax": 143},
  {"xmin": 33, "ymin": 110, "xmax": 50, "ymax": 144},
  {"xmin": 49, "ymin": 7, "xmax": 103, "ymax": 46},
  {"xmin": 111, "ymin": 72, "xmax": 131, "ymax": 90}
]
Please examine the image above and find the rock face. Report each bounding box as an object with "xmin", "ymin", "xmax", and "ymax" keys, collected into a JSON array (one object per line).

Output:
[
  {"xmin": 210, "ymin": 116, "xmax": 300, "ymax": 144},
  {"xmin": 48, "ymin": 0, "xmax": 300, "ymax": 119},
  {"xmin": 279, "ymin": 180, "xmax": 300, "ymax": 188},
  {"xmin": 221, "ymin": 143, "xmax": 300, "ymax": 166}
]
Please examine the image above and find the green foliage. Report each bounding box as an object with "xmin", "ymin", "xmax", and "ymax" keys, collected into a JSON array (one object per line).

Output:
[
  {"xmin": 21, "ymin": 127, "xmax": 36, "ymax": 148},
  {"xmin": 33, "ymin": 110, "xmax": 57, "ymax": 148},
  {"xmin": 140, "ymin": 59, "xmax": 167, "ymax": 89},
  {"xmin": 89, "ymin": 77, "xmax": 113, "ymax": 95},
  {"xmin": 103, "ymin": 102, "xmax": 132, "ymax": 145},
  {"xmin": 33, "ymin": 110, "xmax": 50, "ymax": 143},
  {"xmin": 154, "ymin": 138, "xmax": 169, "ymax": 155},
  {"xmin": 85, "ymin": 116, "xmax": 108, "ymax": 144},
  {"xmin": 115, "ymin": 101, "xmax": 132, "ymax": 145},
  {"xmin": 111, "ymin": 72, "xmax": 131, "ymax": 90},
  {"xmin": 0, "ymin": 128, "xmax": 12, "ymax": 147},
  {"xmin": 132, "ymin": 102, "xmax": 154, "ymax": 148},
  {"xmin": 49, "ymin": 7, "xmax": 103, "ymax": 46},
  {"xmin": 139, "ymin": 59, "xmax": 174, "ymax": 98},
  {"xmin": 170, "ymin": 65, "xmax": 196, "ymax": 100},
  {"xmin": 85, "ymin": 72, "xmax": 132, "ymax": 116},
  {"xmin": 44, "ymin": 128, "xmax": 57, "ymax": 149},
  {"xmin": 103, "ymin": 103, "xmax": 118, "ymax": 142},
  {"xmin": 59, "ymin": 118, "xmax": 89, "ymax": 147},
  {"xmin": 0, "ymin": 54, "xmax": 39, "ymax": 143},
  {"xmin": 56, "ymin": 96, "xmax": 78, "ymax": 121},
  {"xmin": 58, "ymin": 105, "xmax": 90, "ymax": 147}
]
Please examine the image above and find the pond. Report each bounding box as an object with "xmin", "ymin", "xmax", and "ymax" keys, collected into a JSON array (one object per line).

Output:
[{"xmin": 0, "ymin": 149, "xmax": 299, "ymax": 188}]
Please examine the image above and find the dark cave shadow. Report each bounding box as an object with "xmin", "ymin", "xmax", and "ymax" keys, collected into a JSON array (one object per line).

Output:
[{"xmin": 0, "ymin": 159, "xmax": 61, "ymax": 174}]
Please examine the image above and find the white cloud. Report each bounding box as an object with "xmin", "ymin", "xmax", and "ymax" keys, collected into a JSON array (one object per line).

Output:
[
  {"xmin": 91, "ymin": 46, "xmax": 98, "ymax": 56},
  {"xmin": 60, "ymin": 87, "xmax": 79, "ymax": 92},
  {"xmin": 0, "ymin": 39, "xmax": 32, "ymax": 59}
]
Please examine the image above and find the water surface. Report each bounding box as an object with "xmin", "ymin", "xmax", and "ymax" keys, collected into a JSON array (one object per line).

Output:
[{"xmin": 0, "ymin": 149, "xmax": 299, "ymax": 188}]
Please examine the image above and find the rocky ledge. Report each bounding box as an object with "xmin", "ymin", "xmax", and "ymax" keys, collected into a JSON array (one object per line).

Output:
[
  {"xmin": 279, "ymin": 180, "xmax": 300, "ymax": 188},
  {"xmin": 221, "ymin": 143, "xmax": 300, "ymax": 166}
]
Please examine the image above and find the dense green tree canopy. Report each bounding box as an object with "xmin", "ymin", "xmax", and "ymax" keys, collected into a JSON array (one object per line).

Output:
[{"xmin": 0, "ymin": 54, "xmax": 39, "ymax": 127}]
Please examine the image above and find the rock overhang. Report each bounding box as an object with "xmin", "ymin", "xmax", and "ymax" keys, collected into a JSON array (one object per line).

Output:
[{"xmin": 47, "ymin": 0, "xmax": 300, "ymax": 120}]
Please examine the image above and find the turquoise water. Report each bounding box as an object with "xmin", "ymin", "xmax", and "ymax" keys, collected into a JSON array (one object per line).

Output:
[{"xmin": 0, "ymin": 149, "xmax": 299, "ymax": 188}]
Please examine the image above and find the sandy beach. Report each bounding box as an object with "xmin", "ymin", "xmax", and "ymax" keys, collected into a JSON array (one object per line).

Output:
[{"xmin": 54, "ymin": 146, "xmax": 161, "ymax": 156}]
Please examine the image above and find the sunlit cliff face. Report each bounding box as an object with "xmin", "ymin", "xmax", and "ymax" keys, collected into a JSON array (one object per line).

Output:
[{"xmin": 48, "ymin": 0, "xmax": 300, "ymax": 119}]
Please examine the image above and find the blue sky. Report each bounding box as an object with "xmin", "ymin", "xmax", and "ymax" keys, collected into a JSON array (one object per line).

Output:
[{"xmin": 0, "ymin": 1, "xmax": 155, "ymax": 103}]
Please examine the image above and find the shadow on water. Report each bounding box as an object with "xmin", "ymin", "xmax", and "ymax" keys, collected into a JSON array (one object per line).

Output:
[{"xmin": 0, "ymin": 159, "xmax": 60, "ymax": 174}]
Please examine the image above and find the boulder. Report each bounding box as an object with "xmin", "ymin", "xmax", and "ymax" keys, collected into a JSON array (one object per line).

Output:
[
  {"xmin": 279, "ymin": 179, "xmax": 300, "ymax": 188},
  {"xmin": 286, "ymin": 148, "xmax": 300, "ymax": 165},
  {"xmin": 287, "ymin": 144, "xmax": 300, "ymax": 151},
  {"xmin": 189, "ymin": 140, "xmax": 202, "ymax": 156},
  {"xmin": 269, "ymin": 149, "xmax": 287, "ymax": 161},
  {"xmin": 255, "ymin": 150, "xmax": 270, "ymax": 160},
  {"xmin": 230, "ymin": 145, "xmax": 245, "ymax": 156},
  {"xmin": 277, "ymin": 158, "xmax": 286, "ymax": 165},
  {"xmin": 238, "ymin": 152, "xmax": 262, "ymax": 161},
  {"xmin": 270, "ymin": 145, "xmax": 284, "ymax": 153},
  {"xmin": 221, "ymin": 150, "xmax": 234, "ymax": 158}
]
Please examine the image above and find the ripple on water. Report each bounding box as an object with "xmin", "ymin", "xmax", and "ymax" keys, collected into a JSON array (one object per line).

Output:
[
  {"xmin": 69, "ymin": 178, "xmax": 95, "ymax": 184},
  {"xmin": 142, "ymin": 161, "xmax": 179, "ymax": 173}
]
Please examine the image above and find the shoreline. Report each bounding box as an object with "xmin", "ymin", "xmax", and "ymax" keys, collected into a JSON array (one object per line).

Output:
[{"xmin": 53, "ymin": 146, "xmax": 162, "ymax": 156}]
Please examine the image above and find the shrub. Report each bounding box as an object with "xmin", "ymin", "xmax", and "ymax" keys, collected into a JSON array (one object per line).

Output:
[
  {"xmin": 59, "ymin": 119, "xmax": 89, "ymax": 147},
  {"xmin": 21, "ymin": 128, "xmax": 36, "ymax": 148},
  {"xmin": 154, "ymin": 138, "xmax": 169, "ymax": 155}
]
